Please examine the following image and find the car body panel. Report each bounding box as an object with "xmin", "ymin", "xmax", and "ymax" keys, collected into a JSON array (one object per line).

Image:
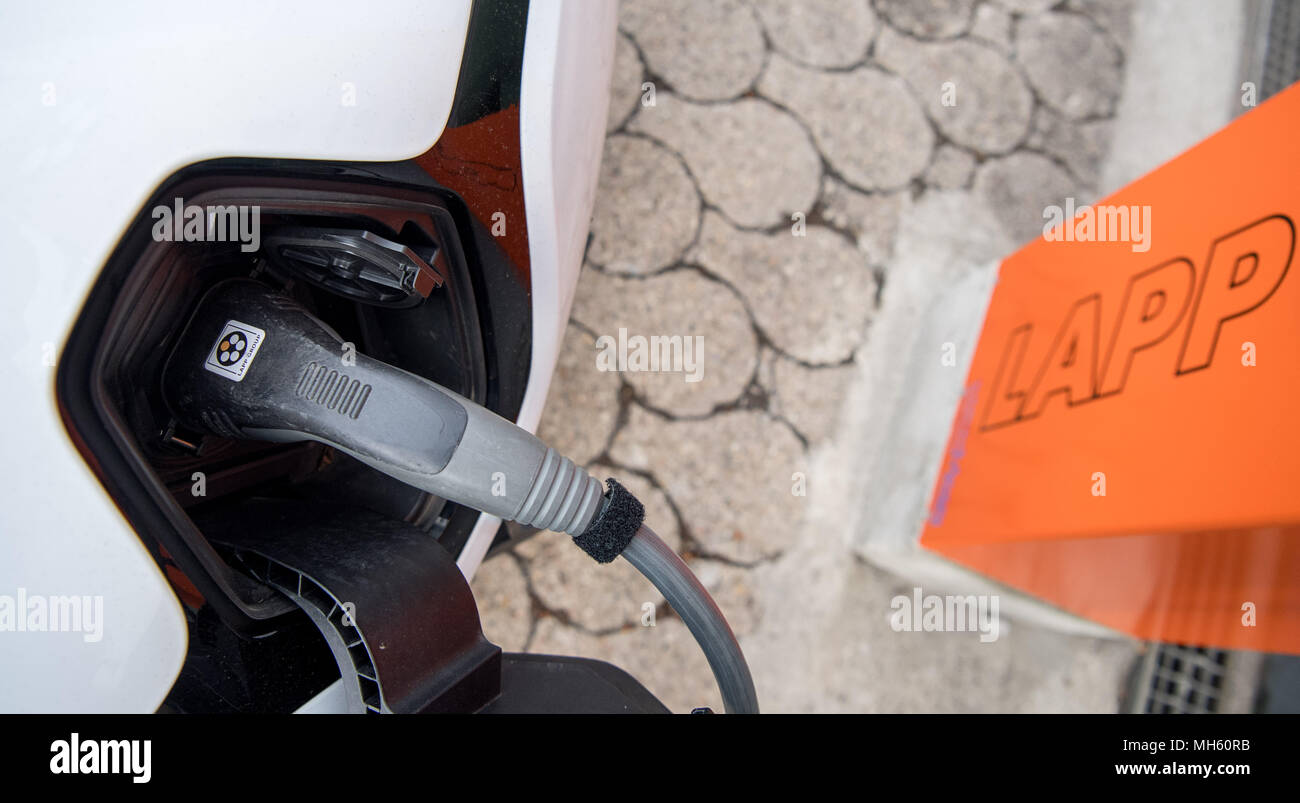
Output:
[{"xmin": 0, "ymin": 0, "xmax": 475, "ymax": 712}]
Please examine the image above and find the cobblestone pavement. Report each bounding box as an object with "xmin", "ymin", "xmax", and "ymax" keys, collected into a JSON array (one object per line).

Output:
[{"xmin": 472, "ymin": 0, "xmax": 1144, "ymax": 712}]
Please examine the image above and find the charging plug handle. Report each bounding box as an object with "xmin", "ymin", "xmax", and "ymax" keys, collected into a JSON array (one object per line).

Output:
[{"xmin": 162, "ymin": 279, "xmax": 603, "ymax": 536}]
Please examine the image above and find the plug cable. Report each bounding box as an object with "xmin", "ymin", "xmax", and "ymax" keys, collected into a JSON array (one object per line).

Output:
[
  {"xmin": 621, "ymin": 523, "xmax": 759, "ymax": 714},
  {"xmin": 571, "ymin": 479, "xmax": 759, "ymax": 714}
]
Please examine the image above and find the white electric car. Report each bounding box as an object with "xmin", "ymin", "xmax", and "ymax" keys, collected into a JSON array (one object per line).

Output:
[{"xmin": 0, "ymin": 0, "xmax": 658, "ymax": 713}]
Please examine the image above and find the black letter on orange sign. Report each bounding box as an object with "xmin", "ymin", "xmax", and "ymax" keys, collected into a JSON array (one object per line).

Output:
[
  {"xmin": 1178, "ymin": 215, "xmax": 1295, "ymax": 374},
  {"xmin": 980, "ymin": 323, "xmax": 1033, "ymax": 431},
  {"xmin": 1098, "ymin": 258, "xmax": 1195, "ymax": 396},
  {"xmin": 1023, "ymin": 294, "xmax": 1102, "ymax": 420}
]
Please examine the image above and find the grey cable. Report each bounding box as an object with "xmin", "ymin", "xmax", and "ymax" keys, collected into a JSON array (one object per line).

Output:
[{"xmin": 620, "ymin": 523, "xmax": 759, "ymax": 714}]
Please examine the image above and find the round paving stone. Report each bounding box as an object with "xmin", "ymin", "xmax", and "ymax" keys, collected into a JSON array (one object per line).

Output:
[
  {"xmin": 588, "ymin": 134, "xmax": 700, "ymax": 275},
  {"xmin": 924, "ymin": 144, "xmax": 977, "ymax": 189},
  {"xmin": 620, "ymin": 0, "xmax": 766, "ymax": 102},
  {"xmin": 629, "ymin": 93, "xmax": 822, "ymax": 228},
  {"xmin": 688, "ymin": 211, "xmax": 875, "ymax": 364},
  {"xmin": 973, "ymin": 151, "xmax": 1080, "ymax": 247},
  {"xmin": 758, "ymin": 349, "xmax": 857, "ymax": 445},
  {"xmin": 759, "ymin": 55, "xmax": 933, "ymax": 191},
  {"xmin": 992, "ymin": 0, "xmax": 1058, "ymax": 12},
  {"xmin": 874, "ymin": 29, "xmax": 1033, "ymax": 155},
  {"xmin": 570, "ymin": 268, "xmax": 757, "ymax": 417},
  {"xmin": 1016, "ymin": 12, "xmax": 1123, "ymax": 120},
  {"xmin": 752, "ymin": 0, "xmax": 877, "ymax": 68},
  {"xmin": 609, "ymin": 406, "xmax": 808, "ymax": 563},
  {"xmin": 818, "ymin": 176, "xmax": 907, "ymax": 267},
  {"xmin": 876, "ymin": 0, "xmax": 976, "ymax": 40}
]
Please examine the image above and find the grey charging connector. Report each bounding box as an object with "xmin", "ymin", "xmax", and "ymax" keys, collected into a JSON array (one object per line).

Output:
[{"xmin": 162, "ymin": 279, "xmax": 604, "ymax": 536}]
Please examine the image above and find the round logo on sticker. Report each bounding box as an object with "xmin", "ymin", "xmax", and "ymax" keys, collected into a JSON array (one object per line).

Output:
[
  {"xmin": 204, "ymin": 320, "xmax": 266, "ymax": 382},
  {"xmin": 216, "ymin": 332, "xmax": 246, "ymax": 364}
]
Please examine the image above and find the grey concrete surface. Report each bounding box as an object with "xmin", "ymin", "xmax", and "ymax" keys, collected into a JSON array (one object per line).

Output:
[{"xmin": 471, "ymin": 0, "xmax": 1251, "ymax": 713}]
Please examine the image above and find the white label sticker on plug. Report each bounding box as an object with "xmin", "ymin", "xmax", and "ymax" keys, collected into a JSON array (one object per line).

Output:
[{"xmin": 204, "ymin": 320, "xmax": 265, "ymax": 382}]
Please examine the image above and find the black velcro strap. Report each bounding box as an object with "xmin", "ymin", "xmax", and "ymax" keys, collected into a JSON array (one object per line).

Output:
[{"xmin": 572, "ymin": 478, "xmax": 644, "ymax": 563}]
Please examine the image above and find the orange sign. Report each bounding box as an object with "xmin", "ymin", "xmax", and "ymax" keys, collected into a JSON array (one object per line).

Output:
[{"xmin": 921, "ymin": 82, "xmax": 1300, "ymax": 653}]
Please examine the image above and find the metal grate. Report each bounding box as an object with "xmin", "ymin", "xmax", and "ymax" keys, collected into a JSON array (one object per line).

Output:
[
  {"xmin": 1127, "ymin": 6, "xmax": 1292, "ymax": 717},
  {"xmin": 1261, "ymin": 0, "xmax": 1300, "ymax": 100},
  {"xmin": 1131, "ymin": 644, "xmax": 1229, "ymax": 714}
]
